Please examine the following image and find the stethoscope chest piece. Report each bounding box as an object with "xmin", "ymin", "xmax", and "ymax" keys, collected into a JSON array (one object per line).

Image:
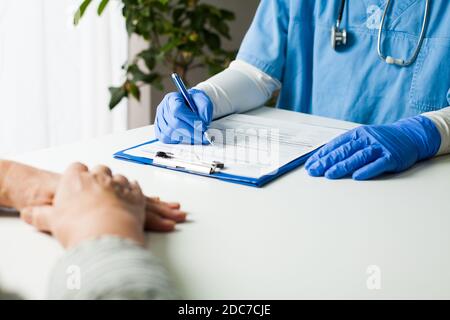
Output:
[
  {"xmin": 331, "ymin": 0, "xmax": 348, "ymax": 50},
  {"xmin": 331, "ymin": 25, "xmax": 347, "ymax": 49}
]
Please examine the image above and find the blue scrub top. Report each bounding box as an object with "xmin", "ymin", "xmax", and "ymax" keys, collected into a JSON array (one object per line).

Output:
[{"xmin": 237, "ymin": 0, "xmax": 450, "ymax": 125}]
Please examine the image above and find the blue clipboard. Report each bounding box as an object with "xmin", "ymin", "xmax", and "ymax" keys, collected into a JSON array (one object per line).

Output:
[{"xmin": 114, "ymin": 140, "xmax": 314, "ymax": 188}]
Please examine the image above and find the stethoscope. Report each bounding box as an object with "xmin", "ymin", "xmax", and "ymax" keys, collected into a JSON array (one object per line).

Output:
[{"xmin": 331, "ymin": 0, "xmax": 430, "ymax": 67}]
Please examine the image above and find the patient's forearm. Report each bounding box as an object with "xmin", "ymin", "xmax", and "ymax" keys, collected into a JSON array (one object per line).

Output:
[{"xmin": 0, "ymin": 160, "xmax": 14, "ymax": 207}]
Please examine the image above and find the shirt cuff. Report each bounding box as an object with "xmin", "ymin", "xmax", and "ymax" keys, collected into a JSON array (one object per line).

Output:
[
  {"xmin": 48, "ymin": 236, "xmax": 177, "ymax": 300},
  {"xmin": 422, "ymin": 107, "xmax": 450, "ymax": 156},
  {"xmin": 195, "ymin": 59, "xmax": 281, "ymax": 119}
]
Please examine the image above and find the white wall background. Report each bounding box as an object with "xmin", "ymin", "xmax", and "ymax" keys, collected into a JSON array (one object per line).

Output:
[{"xmin": 0, "ymin": 0, "xmax": 128, "ymax": 156}]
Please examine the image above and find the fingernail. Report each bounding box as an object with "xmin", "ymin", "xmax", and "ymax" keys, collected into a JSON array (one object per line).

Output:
[
  {"xmin": 352, "ymin": 172, "xmax": 366, "ymax": 181},
  {"xmin": 176, "ymin": 211, "xmax": 187, "ymax": 220},
  {"xmin": 20, "ymin": 208, "xmax": 32, "ymax": 223},
  {"xmin": 325, "ymin": 169, "xmax": 340, "ymax": 180},
  {"xmin": 164, "ymin": 220, "xmax": 176, "ymax": 230},
  {"xmin": 307, "ymin": 163, "xmax": 322, "ymax": 176}
]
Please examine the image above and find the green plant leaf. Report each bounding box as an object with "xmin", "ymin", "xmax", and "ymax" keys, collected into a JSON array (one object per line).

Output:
[
  {"xmin": 128, "ymin": 65, "xmax": 148, "ymax": 82},
  {"xmin": 108, "ymin": 86, "xmax": 127, "ymax": 110},
  {"xmin": 219, "ymin": 9, "xmax": 235, "ymax": 21},
  {"xmin": 128, "ymin": 64, "xmax": 162, "ymax": 85},
  {"xmin": 204, "ymin": 32, "xmax": 221, "ymax": 51},
  {"xmin": 127, "ymin": 82, "xmax": 141, "ymax": 101},
  {"xmin": 74, "ymin": 0, "xmax": 92, "ymax": 26},
  {"xmin": 138, "ymin": 50, "xmax": 157, "ymax": 70},
  {"xmin": 97, "ymin": 0, "xmax": 110, "ymax": 16},
  {"xmin": 172, "ymin": 8, "xmax": 184, "ymax": 24}
]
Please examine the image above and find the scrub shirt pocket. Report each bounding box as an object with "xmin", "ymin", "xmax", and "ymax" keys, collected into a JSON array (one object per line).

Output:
[{"xmin": 409, "ymin": 39, "xmax": 450, "ymax": 112}]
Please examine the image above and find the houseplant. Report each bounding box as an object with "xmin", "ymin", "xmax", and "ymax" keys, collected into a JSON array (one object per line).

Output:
[{"xmin": 75, "ymin": 0, "xmax": 236, "ymax": 109}]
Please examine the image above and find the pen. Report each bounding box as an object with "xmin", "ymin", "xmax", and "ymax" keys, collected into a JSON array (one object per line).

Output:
[{"xmin": 171, "ymin": 73, "xmax": 214, "ymax": 145}]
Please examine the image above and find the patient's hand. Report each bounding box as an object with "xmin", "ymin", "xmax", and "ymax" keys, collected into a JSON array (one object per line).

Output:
[
  {"xmin": 145, "ymin": 196, "xmax": 186, "ymax": 232},
  {"xmin": 20, "ymin": 163, "xmax": 148, "ymax": 248},
  {"xmin": 1, "ymin": 160, "xmax": 186, "ymax": 231}
]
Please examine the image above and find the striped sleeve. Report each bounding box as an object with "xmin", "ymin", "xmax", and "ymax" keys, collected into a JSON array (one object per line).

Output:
[{"xmin": 48, "ymin": 236, "xmax": 178, "ymax": 300}]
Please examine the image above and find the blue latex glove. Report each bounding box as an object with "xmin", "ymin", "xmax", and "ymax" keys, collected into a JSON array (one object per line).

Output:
[
  {"xmin": 305, "ymin": 115, "xmax": 441, "ymax": 180},
  {"xmin": 155, "ymin": 89, "xmax": 213, "ymax": 144}
]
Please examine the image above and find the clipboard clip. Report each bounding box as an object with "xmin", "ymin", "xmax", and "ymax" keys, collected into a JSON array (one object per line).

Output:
[{"xmin": 154, "ymin": 151, "xmax": 224, "ymax": 175}]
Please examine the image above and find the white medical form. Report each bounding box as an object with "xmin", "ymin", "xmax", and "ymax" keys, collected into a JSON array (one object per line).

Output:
[{"xmin": 123, "ymin": 114, "xmax": 347, "ymax": 179}]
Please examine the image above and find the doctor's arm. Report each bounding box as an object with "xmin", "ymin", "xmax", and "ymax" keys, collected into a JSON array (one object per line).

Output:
[
  {"xmin": 422, "ymin": 108, "xmax": 450, "ymax": 155},
  {"xmin": 195, "ymin": 60, "xmax": 281, "ymax": 119},
  {"xmin": 154, "ymin": 59, "xmax": 281, "ymax": 144},
  {"xmin": 305, "ymin": 107, "xmax": 450, "ymax": 180},
  {"xmin": 186, "ymin": 63, "xmax": 450, "ymax": 180},
  {"xmin": 154, "ymin": 59, "xmax": 450, "ymax": 180}
]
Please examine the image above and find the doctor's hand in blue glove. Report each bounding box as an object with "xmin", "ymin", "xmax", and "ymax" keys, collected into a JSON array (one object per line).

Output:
[
  {"xmin": 305, "ymin": 115, "xmax": 442, "ymax": 180},
  {"xmin": 155, "ymin": 89, "xmax": 213, "ymax": 144}
]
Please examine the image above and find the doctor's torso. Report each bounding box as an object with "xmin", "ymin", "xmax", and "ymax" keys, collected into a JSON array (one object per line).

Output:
[{"xmin": 237, "ymin": 0, "xmax": 450, "ymax": 125}]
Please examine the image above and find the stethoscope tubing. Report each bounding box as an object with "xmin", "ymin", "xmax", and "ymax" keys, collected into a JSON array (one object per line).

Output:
[
  {"xmin": 377, "ymin": 0, "xmax": 430, "ymax": 66},
  {"xmin": 333, "ymin": 0, "xmax": 430, "ymax": 67}
]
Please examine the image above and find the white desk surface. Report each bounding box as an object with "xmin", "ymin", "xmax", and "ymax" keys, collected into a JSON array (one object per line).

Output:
[{"xmin": 1, "ymin": 107, "xmax": 450, "ymax": 299}]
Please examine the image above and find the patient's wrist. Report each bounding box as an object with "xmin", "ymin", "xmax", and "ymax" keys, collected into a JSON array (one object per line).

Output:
[{"xmin": 60, "ymin": 209, "xmax": 145, "ymax": 249}]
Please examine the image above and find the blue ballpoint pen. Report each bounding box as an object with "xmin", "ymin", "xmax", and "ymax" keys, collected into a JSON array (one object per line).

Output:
[{"xmin": 171, "ymin": 73, "xmax": 214, "ymax": 145}]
